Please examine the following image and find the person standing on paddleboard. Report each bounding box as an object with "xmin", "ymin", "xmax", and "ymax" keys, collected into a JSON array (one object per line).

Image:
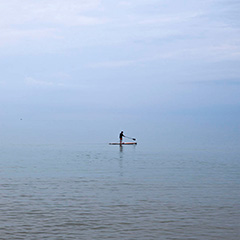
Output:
[{"xmin": 119, "ymin": 131, "xmax": 125, "ymax": 144}]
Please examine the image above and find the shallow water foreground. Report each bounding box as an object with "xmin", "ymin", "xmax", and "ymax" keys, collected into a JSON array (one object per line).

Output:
[{"xmin": 0, "ymin": 144, "xmax": 239, "ymax": 239}]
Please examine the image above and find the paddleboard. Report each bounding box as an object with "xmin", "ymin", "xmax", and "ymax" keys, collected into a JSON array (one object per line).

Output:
[{"xmin": 109, "ymin": 142, "xmax": 137, "ymax": 145}]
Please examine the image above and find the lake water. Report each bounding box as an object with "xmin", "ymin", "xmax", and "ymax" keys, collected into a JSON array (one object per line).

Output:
[{"xmin": 0, "ymin": 143, "xmax": 239, "ymax": 239}]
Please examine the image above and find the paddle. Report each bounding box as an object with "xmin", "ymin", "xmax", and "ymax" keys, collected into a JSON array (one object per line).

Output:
[{"xmin": 125, "ymin": 136, "xmax": 136, "ymax": 141}]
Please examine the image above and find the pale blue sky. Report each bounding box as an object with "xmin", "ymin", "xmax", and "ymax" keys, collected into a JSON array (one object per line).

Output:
[{"xmin": 0, "ymin": 0, "xmax": 239, "ymax": 146}]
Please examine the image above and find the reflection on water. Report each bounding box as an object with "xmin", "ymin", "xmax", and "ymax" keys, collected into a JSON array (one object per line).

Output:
[
  {"xmin": 0, "ymin": 144, "xmax": 239, "ymax": 240},
  {"xmin": 118, "ymin": 145, "xmax": 124, "ymax": 176},
  {"xmin": 119, "ymin": 144, "xmax": 123, "ymax": 153}
]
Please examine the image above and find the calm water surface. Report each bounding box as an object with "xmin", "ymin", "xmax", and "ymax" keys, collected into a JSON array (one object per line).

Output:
[{"xmin": 0, "ymin": 143, "xmax": 239, "ymax": 239}]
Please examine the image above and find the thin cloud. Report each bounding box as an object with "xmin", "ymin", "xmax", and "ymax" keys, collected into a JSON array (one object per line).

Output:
[
  {"xmin": 138, "ymin": 12, "xmax": 204, "ymax": 25},
  {"xmin": 88, "ymin": 59, "xmax": 139, "ymax": 68},
  {"xmin": 0, "ymin": 0, "xmax": 105, "ymax": 49},
  {"xmin": 25, "ymin": 77, "xmax": 65, "ymax": 87},
  {"xmin": 0, "ymin": 0, "xmax": 103, "ymax": 26},
  {"xmin": 87, "ymin": 51, "xmax": 181, "ymax": 68},
  {"xmin": 184, "ymin": 79, "xmax": 240, "ymax": 86},
  {"xmin": 0, "ymin": 28, "xmax": 59, "ymax": 46},
  {"xmin": 24, "ymin": 76, "xmax": 93, "ymax": 90},
  {"xmin": 118, "ymin": 1, "xmax": 132, "ymax": 7}
]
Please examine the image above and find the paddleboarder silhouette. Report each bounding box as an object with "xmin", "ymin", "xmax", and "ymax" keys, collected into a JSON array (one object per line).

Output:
[{"xmin": 119, "ymin": 131, "xmax": 125, "ymax": 145}]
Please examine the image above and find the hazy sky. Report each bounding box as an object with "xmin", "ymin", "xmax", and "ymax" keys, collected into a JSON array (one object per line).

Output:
[{"xmin": 0, "ymin": 0, "xmax": 239, "ymax": 146}]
